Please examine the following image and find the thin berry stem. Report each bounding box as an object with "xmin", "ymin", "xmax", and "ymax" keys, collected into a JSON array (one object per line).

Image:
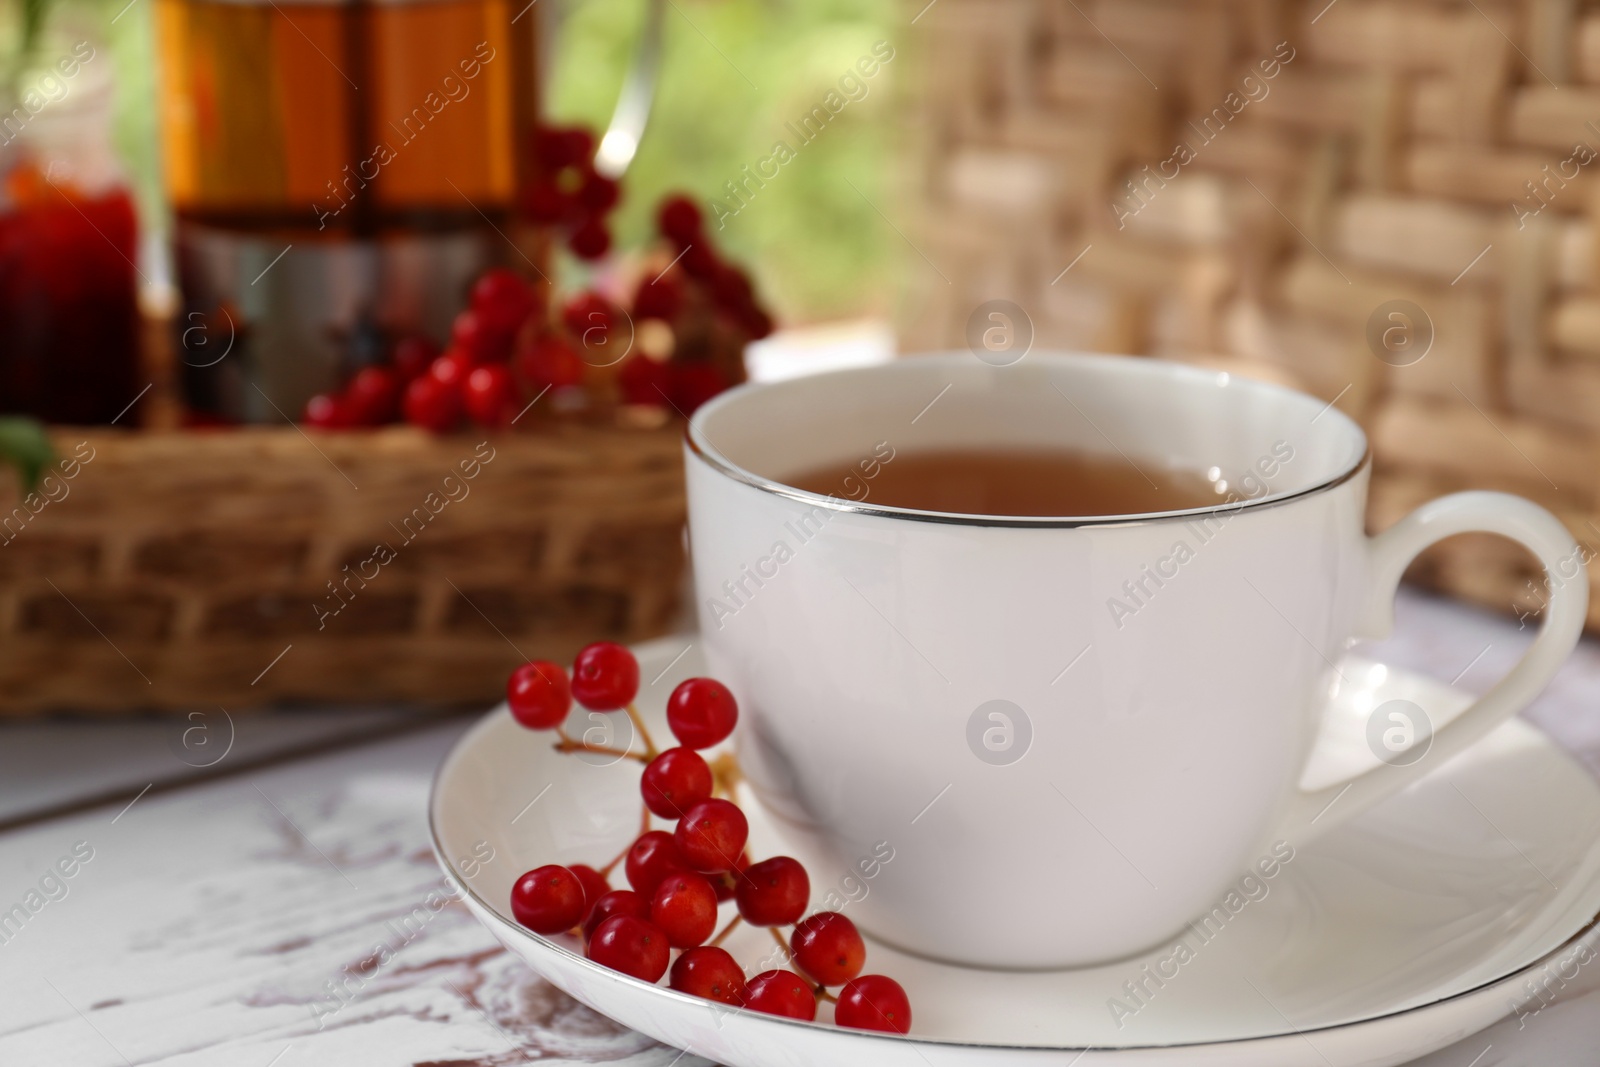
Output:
[
  {"xmin": 813, "ymin": 983, "xmax": 837, "ymax": 1004},
  {"xmin": 768, "ymin": 926, "xmax": 791, "ymax": 961},
  {"xmin": 639, "ymin": 802, "xmax": 651, "ymax": 836},
  {"xmin": 709, "ymin": 914, "xmax": 743, "ymax": 947},
  {"xmin": 598, "ymin": 836, "xmax": 633, "ymax": 879},
  {"xmin": 624, "ymin": 702, "xmax": 660, "ymax": 759},
  {"xmin": 553, "ymin": 728, "xmax": 648, "ymax": 764}
]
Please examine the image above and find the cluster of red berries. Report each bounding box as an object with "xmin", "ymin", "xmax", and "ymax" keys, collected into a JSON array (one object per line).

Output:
[
  {"xmin": 302, "ymin": 268, "xmax": 543, "ymax": 433},
  {"xmin": 520, "ymin": 124, "xmax": 622, "ymax": 261},
  {"xmin": 504, "ymin": 642, "xmax": 911, "ymax": 1034}
]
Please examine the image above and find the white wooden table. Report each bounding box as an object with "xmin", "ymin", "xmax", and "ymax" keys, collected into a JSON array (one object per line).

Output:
[{"xmin": 1, "ymin": 590, "xmax": 1596, "ymax": 1067}]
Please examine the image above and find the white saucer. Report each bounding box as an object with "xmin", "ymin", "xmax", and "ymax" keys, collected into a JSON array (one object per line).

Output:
[{"xmin": 430, "ymin": 637, "xmax": 1600, "ymax": 1066}]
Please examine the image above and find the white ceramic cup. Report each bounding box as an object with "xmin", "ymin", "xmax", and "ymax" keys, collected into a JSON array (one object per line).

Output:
[{"xmin": 684, "ymin": 353, "xmax": 1588, "ymax": 969}]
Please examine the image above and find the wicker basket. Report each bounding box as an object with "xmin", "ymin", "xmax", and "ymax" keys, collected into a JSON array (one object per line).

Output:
[
  {"xmin": 0, "ymin": 424, "xmax": 687, "ymax": 713},
  {"xmin": 906, "ymin": 0, "xmax": 1600, "ymax": 632}
]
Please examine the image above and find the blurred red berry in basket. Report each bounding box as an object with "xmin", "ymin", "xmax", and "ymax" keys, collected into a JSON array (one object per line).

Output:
[
  {"xmin": 303, "ymin": 392, "xmax": 353, "ymax": 429},
  {"xmin": 346, "ymin": 366, "xmax": 400, "ymax": 425},
  {"xmin": 471, "ymin": 268, "xmax": 536, "ymax": 338},
  {"xmin": 392, "ymin": 336, "xmax": 437, "ymax": 381},
  {"xmin": 618, "ymin": 355, "xmax": 670, "ymax": 407},
  {"xmin": 518, "ymin": 333, "xmax": 585, "ymax": 392},
  {"xmin": 464, "ymin": 364, "xmax": 520, "ymax": 427},
  {"xmin": 632, "ymin": 274, "xmax": 683, "ymax": 322},
  {"xmin": 402, "ymin": 373, "xmax": 461, "ymax": 433},
  {"xmin": 668, "ymin": 362, "xmax": 728, "ymax": 416}
]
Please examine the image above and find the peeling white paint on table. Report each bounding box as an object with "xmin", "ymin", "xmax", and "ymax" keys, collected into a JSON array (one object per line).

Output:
[{"xmin": 0, "ymin": 590, "xmax": 1596, "ymax": 1067}]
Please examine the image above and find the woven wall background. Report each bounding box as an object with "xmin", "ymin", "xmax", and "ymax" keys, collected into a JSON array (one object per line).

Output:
[{"xmin": 905, "ymin": 0, "xmax": 1600, "ymax": 630}]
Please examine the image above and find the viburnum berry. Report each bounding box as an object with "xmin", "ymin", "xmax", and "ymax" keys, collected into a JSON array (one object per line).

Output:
[
  {"xmin": 538, "ymin": 125, "xmax": 596, "ymax": 168},
  {"xmin": 518, "ymin": 333, "xmax": 585, "ymax": 391},
  {"xmin": 582, "ymin": 888, "xmax": 650, "ymax": 941},
  {"xmin": 650, "ymin": 871, "xmax": 718, "ymax": 948},
  {"xmin": 507, "ymin": 660, "xmax": 571, "ymax": 730},
  {"xmin": 666, "ymin": 678, "xmax": 738, "ymax": 749},
  {"xmin": 571, "ymin": 641, "xmax": 639, "ymax": 710},
  {"xmin": 657, "ymin": 194, "xmax": 703, "ymax": 245},
  {"xmin": 577, "ymin": 171, "xmax": 621, "ymax": 214},
  {"xmin": 668, "ymin": 361, "xmax": 728, "ymax": 416},
  {"xmin": 392, "ymin": 335, "xmax": 438, "ymax": 381},
  {"xmin": 675, "ymin": 799, "xmax": 748, "ymax": 873},
  {"xmin": 345, "ymin": 366, "xmax": 400, "ymax": 425},
  {"xmin": 568, "ymin": 864, "xmax": 610, "ymax": 918},
  {"xmin": 625, "ymin": 831, "xmax": 688, "ymax": 896},
  {"xmin": 521, "ymin": 179, "xmax": 571, "ymax": 223},
  {"xmin": 562, "ymin": 291, "xmax": 618, "ymax": 340},
  {"xmin": 618, "ymin": 354, "xmax": 670, "ymax": 407},
  {"xmin": 679, "ymin": 242, "xmax": 719, "ymax": 280},
  {"xmin": 632, "ymin": 274, "xmax": 683, "ymax": 322},
  {"xmin": 401, "ymin": 372, "xmax": 461, "ymax": 433},
  {"xmin": 452, "ymin": 308, "xmax": 510, "ymax": 364},
  {"xmin": 670, "ymin": 946, "xmax": 748, "ymax": 1005},
  {"xmin": 791, "ymin": 912, "xmax": 866, "ymax": 987},
  {"xmin": 744, "ymin": 970, "xmax": 816, "ymax": 1021},
  {"xmin": 463, "ymin": 364, "xmax": 520, "ymax": 427},
  {"xmin": 303, "ymin": 392, "xmax": 354, "ymax": 429},
  {"xmin": 735, "ymin": 856, "xmax": 809, "ymax": 927},
  {"xmin": 510, "ymin": 865, "xmax": 587, "ymax": 934},
  {"xmin": 471, "ymin": 268, "xmax": 534, "ymax": 337},
  {"xmin": 640, "ymin": 747, "xmax": 713, "ymax": 819},
  {"xmin": 586, "ymin": 914, "xmax": 669, "ymax": 982},
  {"xmin": 834, "ymin": 975, "xmax": 912, "ymax": 1033},
  {"xmin": 568, "ymin": 220, "xmax": 612, "ymax": 260}
]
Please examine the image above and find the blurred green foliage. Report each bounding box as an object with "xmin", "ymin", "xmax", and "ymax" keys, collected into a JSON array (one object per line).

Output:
[{"xmin": 546, "ymin": 0, "xmax": 901, "ymax": 323}]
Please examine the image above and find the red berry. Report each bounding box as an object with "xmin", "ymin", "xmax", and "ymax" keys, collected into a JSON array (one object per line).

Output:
[
  {"xmin": 471, "ymin": 268, "xmax": 534, "ymax": 337},
  {"xmin": 571, "ymin": 641, "xmax": 639, "ymax": 710},
  {"xmin": 582, "ymin": 888, "xmax": 650, "ymax": 941},
  {"xmin": 510, "ymin": 865, "xmax": 587, "ymax": 934},
  {"xmin": 674, "ymin": 799, "xmax": 748, "ymax": 873},
  {"xmin": 670, "ymin": 946, "xmax": 748, "ymax": 1005},
  {"xmin": 345, "ymin": 366, "xmax": 400, "ymax": 424},
  {"xmin": 429, "ymin": 349, "xmax": 472, "ymax": 387},
  {"xmin": 452, "ymin": 308, "xmax": 509, "ymax": 364},
  {"xmin": 744, "ymin": 970, "xmax": 816, "ymax": 1021},
  {"xmin": 710, "ymin": 867, "xmax": 740, "ymax": 903},
  {"xmin": 668, "ymin": 361, "xmax": 728, "ymax": 416},
  {"xmin": 303, "ymin": 392, "xmax": 353, "ymax": 429},
  {"xmin": 835, "ymin": 975, "xmax": 911, "ymax": 1033},
  {"xmin": 401, "ymin": 372, "xmax": 461, "ymax": 433},
  {"xmin": 562, "ymin": 290, "xmax": 618, "ymax": 341},
  {"xmin": 539, "ymin": 125, "xmax": 596, "ymax": 168},
  {"xmin": 518, "ymin": 333, "xmax": 585, "ymax": 391},
  {"xmin": 650, "ymin": 871, "xmax": 718, "ymax": 948},
  {"xmin": 710, "ymin": 265, "xmax": 754, "ymax": 310},
  {"xmin": 680, "ymin": 242, "xmax": 719, "ymax": 279},
  {"xmin": 392, "ymin": 336, "xmax": 438, "ymax": 381},
  {"xmin": 618, "ymin": 354, "xmax": 670, "ymax": 407},
  {"xmin": 507, "ymin": 660, "xmax": 571, "ymax": 729},
  {"xmin": 521, "ymin": 179, "xmax": 572, "ymax": 223},
  {"xmin": 791, "ymin": 912, "xmax": 865, "ymax": 987},
  {"xmin": 586, "ymin": 915, "xmax": 669, "ymax": 982},
  {"xmin": 735, "ymin": 856, "xmax": 809, "ymax": 927},
  {"xmin": 625, "ymin": 831, "xmax": 689, "ymax": 896},
  {"xmin": 464, "ymin": 364, "xmax": 520, "ymax": 427},
  {"xmin": 568, "ymin": 220, "xmax": 612, "ymax": 260},
  {"xmin": 666, "ymin": 678, "xmax": 738, "ymax": 749},
  {"xmin": 740, "ymin": 305, "xmax": 775, "ymax": 340},
  {"xmin": 632, "ymin": 274, "xmax": 683, "ymax": 322},
  {"xmin": 640, "ymin": 747, "xmax": 714, "ymax": 819},
  {"xmin": 568, "ymin": 864, "xmax": 611, "ymax": 919},
  {"xmin": 657, "ymin": 195, "xmax": 704, "ymax": 244},
  {"xmin": 578, "ymin": 171, "xmax": 621, "ymax": 214}
]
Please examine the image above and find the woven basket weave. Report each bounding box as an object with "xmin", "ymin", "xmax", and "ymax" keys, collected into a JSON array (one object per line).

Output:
[
  {"xmin": 906, "ymin": 0, "xmax": 1600, "ymax": 631},
  {"xmin": 0, "ymin": 424, "xmax": 686, "ymax": 713}
]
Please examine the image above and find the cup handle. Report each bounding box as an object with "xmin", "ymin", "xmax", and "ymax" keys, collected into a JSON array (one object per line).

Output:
[{"xmin": 1277, "ymin": 491, "xmax": 1588, "ymax": 841}]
